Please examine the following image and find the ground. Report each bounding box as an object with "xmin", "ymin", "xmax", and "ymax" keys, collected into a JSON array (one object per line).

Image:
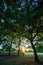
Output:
[
  {"xmin": 0, "ymin": 55, "xmax": 43, "ymax": 65},
  {"xmin": 0, "ymin": 52, "xmax": 43, "ymax": 65}
]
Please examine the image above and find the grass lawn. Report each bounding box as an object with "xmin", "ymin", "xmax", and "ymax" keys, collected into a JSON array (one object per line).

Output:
[
  {"xmin": 25, "ymin": 52, "xmax": 43, "ymax": 56},
  {"xmin": 0, "ymin": 58, "xmax": 41, "ymax": 65},
  {"xmin": 0, "ymin": 52, "xmax": 43, "ymax": 65}
]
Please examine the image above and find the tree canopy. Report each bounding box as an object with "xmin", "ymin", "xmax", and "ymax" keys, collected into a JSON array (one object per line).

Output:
[{"xmin": 0, "ymin": 0, "xmax": 43, "ymax": 63}]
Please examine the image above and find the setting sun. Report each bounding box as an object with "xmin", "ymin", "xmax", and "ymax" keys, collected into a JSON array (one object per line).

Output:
[{"xmin": 21, "ymin": 47, "xmax": 26, "ymax": 54}]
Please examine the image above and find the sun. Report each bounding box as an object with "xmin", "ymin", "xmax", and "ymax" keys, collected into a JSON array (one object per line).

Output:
[{"xmin": 21, "ymin": 47, "xmax": 26, "ymax": 54}]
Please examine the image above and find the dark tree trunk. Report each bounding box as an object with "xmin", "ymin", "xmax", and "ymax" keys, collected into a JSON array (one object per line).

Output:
[
  {"xmin": 17, "ymin": 49, "xmax": 20, "ymax": 56},
  {"xmin": 17, "ymin": 36, "xmax": 20, "ymax": 56},
  {"xmin": 9, "ymin": 48, "xmax": 11, "ymax": 56},
  {"xmin": 9, "ymin": 42, "xmax": 12, "ymax": 56},
  {"xmin": 30, "ymin": 40, "xmax": 40, "ymax": 63}
]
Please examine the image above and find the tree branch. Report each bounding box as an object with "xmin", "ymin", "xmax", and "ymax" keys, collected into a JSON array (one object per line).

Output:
[
  {"xmin": 23, "ymin": 34, "xmax": 31, "ymax": 40},
  {"xmin": 33, "ymin": 20, "xmax": 43, "ymax": 39},
  {"xmin": 34, "ymin": 37, "xmax": 43, "ymax": 41}
]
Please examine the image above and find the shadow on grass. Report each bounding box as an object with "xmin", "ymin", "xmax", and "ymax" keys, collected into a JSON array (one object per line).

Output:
[{"xmin": 0, "ymin": 55, "xmax": 43, "ymax": 65}]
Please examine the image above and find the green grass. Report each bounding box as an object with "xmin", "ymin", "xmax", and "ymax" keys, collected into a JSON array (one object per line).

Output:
[
  {"xmin": 0, "ymin": 59, "xmax": 40, "ymax": 65},
  {"xmin": 25, "ymin": 52, "xmax": 43, "ymax": 56},
  {"xmin": 0, "ymin": 52, "xmax": 43, "ymax": 65}
]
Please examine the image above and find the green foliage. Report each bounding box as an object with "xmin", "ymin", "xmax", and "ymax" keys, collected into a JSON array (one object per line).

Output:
[{"xmin": 0, "ymin": 0, "xmax": 43, "ymax": 57}]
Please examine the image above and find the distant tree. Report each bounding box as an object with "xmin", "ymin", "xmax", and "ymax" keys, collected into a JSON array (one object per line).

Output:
[
  {"xmin": 2, "ymin": 36, "xmax": 13, "ymax": 56},
  {"xmin": 35, "ymin": 37, "xmax": 43, "ymax": 52}
]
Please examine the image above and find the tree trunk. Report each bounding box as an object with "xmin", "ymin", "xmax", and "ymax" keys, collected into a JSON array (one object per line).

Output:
[
  {"xmin": 17, "ymin": 49, "xmax": 20, "ymax": 56},
  {"xmin": 17, "ymin": 36, "xmax": 20, "ymax": 56},
  {"xmin": 9, "ymin": 48, "xmax": 11, "ymax": 56},
  {"xmin": 30, "ymin": 40, "xmax": 40, "ymax": 63},
  {"xmin": 9, "ymin": 42, "xmax": 12, "ymax": 56}
]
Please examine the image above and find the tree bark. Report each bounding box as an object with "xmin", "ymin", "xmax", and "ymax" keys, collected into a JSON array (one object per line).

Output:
[
  {"xmin": 9, "ymin": 42, "xmax": 12, "ymax": 56},
  {"xmin": 17, "ymin": 36, "xmax": 20, "ymax": 56},
  {"xmin": 9, "ymin": 48, "xmax": 11, "ymax": 56},
  {"xmin": 30, "ymin": 40, "xmax": 40, "ymax": 63},
  {"xmin": 17, "ymin": 49, "xmax": 20, "ymax": 56}
]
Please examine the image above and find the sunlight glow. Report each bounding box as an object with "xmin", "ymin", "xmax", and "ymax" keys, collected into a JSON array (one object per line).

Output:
[{"xmin": 21, "ymin": 47, "xmax": 26, "ymax": 54}]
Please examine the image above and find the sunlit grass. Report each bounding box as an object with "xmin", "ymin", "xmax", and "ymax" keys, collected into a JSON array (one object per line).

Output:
[{"xmin": 25, "ymin": 52, "xmax": 43, "ymax": 56}]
